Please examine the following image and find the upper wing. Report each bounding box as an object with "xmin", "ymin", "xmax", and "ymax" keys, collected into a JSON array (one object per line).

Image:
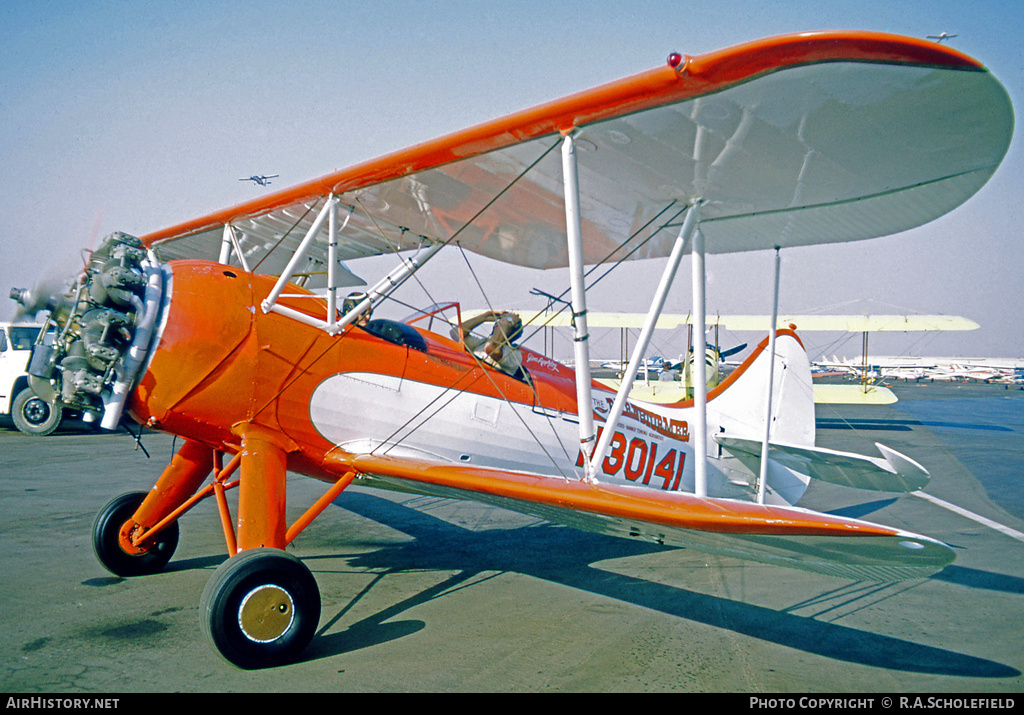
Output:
[
  {"xmin": 330, "ymin": 451, "xmax": 954, "ymax": 582},
  {"xmin": 140, "ymin": 31, "xmax": 1013, "ymax": 272}
]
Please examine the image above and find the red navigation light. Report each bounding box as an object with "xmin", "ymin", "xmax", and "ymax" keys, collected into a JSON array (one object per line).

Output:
[{"xmin": 667, "ymin": 52, "xmax": 683, "ymax": 68}]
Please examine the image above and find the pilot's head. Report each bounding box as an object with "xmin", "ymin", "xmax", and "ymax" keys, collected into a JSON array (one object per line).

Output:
[
  {"xmin": 488, "ymin": 312, "xmax": 523, "ymax": 352},
  {"xmin": 498, "ymin": 312, "xmax": 523, "ymax": 344},
  {"xmin": 342, "ymin": 291, "xmax": 372, "ymax": 326}
]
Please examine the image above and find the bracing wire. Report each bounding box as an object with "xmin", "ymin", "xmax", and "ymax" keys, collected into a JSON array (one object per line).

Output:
[
  {"xmin": 440, "ymin": 201, "xmax": 694, "ymax": 475},
  {"xmin": 363, "ymin": 137, "xmax": 564, "ymax": 318},
  {"xmin": 512, "ymin": 201, "xmax": 689, "ymax": 347},
  {"xmin": 250, "ymin": 137, "xmax": 572, "ymax": 473},
  {"xmin": 251, "ymin": 201, "xmax": 319, "ymax": 273},
  {"xmin": 247, "ymin": 142, "xmax": 689, "ymax": 478}
]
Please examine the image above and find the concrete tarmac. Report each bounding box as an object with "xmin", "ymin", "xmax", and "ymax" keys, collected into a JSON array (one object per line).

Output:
[{"xmin": 1, "ymin": 381, "xmax": 1023, "ymax": 693}]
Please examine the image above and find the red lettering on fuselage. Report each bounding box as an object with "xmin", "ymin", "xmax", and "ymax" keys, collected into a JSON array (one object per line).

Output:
[{"xmin": 577, "ymin": 428, "xmax": 686, "ymax": 491}]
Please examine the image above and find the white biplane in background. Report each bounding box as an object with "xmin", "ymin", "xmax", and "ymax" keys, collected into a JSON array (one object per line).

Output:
[
  {"xmin": 498, "ymin": 310, "xmax": 981, "ymax": 404},
  {"xmin": 726, "ymin": 313, "xmax": 982, "ymax": 403},
  {"xmin": 11, "ymin": 31, "xmax": 1013, "ymax": 668}
]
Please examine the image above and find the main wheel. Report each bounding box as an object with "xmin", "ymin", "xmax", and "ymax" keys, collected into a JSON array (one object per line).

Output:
[
  {"xmin": 200, "ymin": 548, "xmax": 321, "ymax": 669},
  {"xmin": 93, "ymin": 491, "xmax": 179, "ymax": 576},
  {"xmin": 11, "ymin": 388, "xmax": 62, "ymax": 436}
]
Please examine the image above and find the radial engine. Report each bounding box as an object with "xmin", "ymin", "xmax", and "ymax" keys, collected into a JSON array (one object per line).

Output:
[{"xmin": 10, "ymin": 232, "xmax": 167, "ymax": 430}]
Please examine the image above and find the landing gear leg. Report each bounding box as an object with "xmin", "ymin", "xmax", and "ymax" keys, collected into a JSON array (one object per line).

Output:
[
  {"xmin": 92, "ymin": 439, "xmax": 212, "ymax": 577},
  {"xmin": 201, "ymin": 425, "xmax": 320, "ymax": 668}
]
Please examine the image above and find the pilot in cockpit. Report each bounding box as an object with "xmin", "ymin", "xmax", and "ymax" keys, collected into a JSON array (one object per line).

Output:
[
  {"xmin": 341, "ymin": 291, "xmax": 373, "ymax": 327},
  {"xmin": 452, "ymin": 310, "xmax": 527, "ymax": 380}
]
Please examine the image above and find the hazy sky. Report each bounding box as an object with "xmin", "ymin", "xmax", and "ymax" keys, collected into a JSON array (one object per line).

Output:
[{"xmin": 1, "ymin": 0, "xmax": 1021, "ymax": 361}]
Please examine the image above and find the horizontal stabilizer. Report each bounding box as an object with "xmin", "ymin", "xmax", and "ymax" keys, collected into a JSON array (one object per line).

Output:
[
  {"xmin": 330, "ymin": 452, "xmax": 952, "ymax": 582},
  {"xmin": 716, "ymin": 436, "xmax": 929, "ymax": 493}
]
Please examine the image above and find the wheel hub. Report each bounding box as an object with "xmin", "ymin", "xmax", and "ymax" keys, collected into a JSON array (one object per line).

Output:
[
  {"xmin": 118, "ymin": 520, "xmax": 149, "ymax": 556},
  {"xmin": 23, "ymin": 398, "xmax": 49, "ymax": 424},
  {"xmin": 238, "ymin": 584, "xmax": 294, "ymax": 643}
]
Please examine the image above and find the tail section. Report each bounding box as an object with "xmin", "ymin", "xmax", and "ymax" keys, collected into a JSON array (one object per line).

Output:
[
  {"xmin": 702, "ymin": 330, "xmax": 929, "ymax": 501},
  {"xmin": 707, "ymin": 329, "xmax": 816, "ymax": 448}
]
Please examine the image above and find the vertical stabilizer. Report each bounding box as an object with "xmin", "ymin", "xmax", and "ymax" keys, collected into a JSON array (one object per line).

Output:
[
  {"xmin": 701, "ymin": 329, "xmax": 816, "ymax": 504},
  {"xmin": 707, "ymin": 329, "xmax": 816, "ymax": 448}
]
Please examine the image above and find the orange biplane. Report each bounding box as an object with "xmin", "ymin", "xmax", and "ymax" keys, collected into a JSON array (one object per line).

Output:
[{"xmin": 12, "ymin": 31, "xmax": 1013, "ymax": 668}]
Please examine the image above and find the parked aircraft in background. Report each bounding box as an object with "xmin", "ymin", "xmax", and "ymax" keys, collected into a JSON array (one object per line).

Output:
[{"xmin": 819, "ymin": 355, "xmax": 1024, "ymax": 384}]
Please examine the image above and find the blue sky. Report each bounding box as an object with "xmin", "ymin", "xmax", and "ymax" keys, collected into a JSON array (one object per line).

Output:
[{"xmin": 1, "ymin": 0, "xmax": 1021, "ymax": 360}]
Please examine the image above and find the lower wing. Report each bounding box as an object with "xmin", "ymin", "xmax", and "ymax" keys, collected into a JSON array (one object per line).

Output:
[{"xmin": 327, "ymin": 451, "xmax": 952, "ymax": 582}]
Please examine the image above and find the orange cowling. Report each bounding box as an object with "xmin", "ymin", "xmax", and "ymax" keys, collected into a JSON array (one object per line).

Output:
[
  {"xmin": 124, "ymin": 260, "xmax": 332, "ymax": 551},
  {"xmin": 128, "ymin": 260, "xmax": 259, "ymax": 446}
]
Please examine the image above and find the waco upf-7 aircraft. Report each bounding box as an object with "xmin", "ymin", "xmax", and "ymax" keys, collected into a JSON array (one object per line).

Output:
[{"xmin": 12, "ymin": 31, "xmax": 1013, "ymax": 668}]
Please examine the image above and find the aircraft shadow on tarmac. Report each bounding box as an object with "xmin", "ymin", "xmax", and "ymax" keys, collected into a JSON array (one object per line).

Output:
[
  {"xmin": 826, "ymin": 497, "xmax": 901, "ymax": 520},
  {"xmin": 291, "ymin": 491, "xmax": 1019, "ymax": 677},
  {"xmin": 825, "ymin": 503, "xmax": 1024, "ymax": 596},
  {"xmin": 816, "ymin": 417, "xmax": 1014, "ymax": 433},
  {"xmin": 932, "ymin": 566, "xmax": 1024, "ymax": 595}
]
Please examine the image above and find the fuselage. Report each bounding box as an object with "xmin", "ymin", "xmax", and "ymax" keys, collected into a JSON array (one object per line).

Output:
[{"xmin": 128, "ymin": 260, "xmax": 811, "ymax": 504}]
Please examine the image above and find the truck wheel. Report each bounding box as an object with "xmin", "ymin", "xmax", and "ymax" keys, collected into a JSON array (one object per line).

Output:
[{"xmin": 11, "ymin": 388, "xmax": 62, "ymax": 436}]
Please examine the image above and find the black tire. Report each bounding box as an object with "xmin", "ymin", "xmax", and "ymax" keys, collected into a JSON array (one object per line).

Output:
[
  {"xmin": 200, "ymin": 548, "xmax": 321, "ymax": 669},
  {"xmin": 93, "ymin": 491, "xmax": 179, "ymax": 577},
  {"xmin": 11, "ymin": 388, "xmax": 62, "ymax": 436}
]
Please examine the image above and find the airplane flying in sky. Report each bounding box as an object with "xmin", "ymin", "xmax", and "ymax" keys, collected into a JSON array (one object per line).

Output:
[
  {"xmin": 239, "ymin": 174, "xmax": 279, "ymax": 186},
  {"xmin": 10, "ymin": 31, "xmax": 1012, "ymax": 669}
]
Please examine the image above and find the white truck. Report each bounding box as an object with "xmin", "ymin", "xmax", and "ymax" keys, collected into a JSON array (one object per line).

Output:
[{"xmin": 0, "ymin": 322, "xmax": 64, "ymax": 435}]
